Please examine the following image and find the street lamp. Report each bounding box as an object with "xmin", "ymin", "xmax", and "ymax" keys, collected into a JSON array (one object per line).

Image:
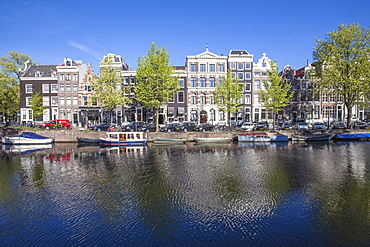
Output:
[{"xmin": 210, "ymin": 108, "xmax": 214, "ymax": 125}]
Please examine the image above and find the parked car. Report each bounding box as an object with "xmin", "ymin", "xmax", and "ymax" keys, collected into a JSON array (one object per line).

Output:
[
  {"xmin": 254, "ymin": 122, "xmax": 268, "ymax": 131},
  {"xmin": 39, "ymin": 119, "xmax": 71, "ymax": 130},
  {"xmin": 122, "ymin": 122, "xmax": 145, "ymax": 132},
  {"xmin": 138, "ymin": 123, "xmax": 157, "ymax": 132},
  {"xmin": 312, "ymin": 122, "xmax": 327, "ymax": 130},
  {"xmin": 280, "ymin": 122, "xmax": 293, "ymax": 130},
  {"xmin": 241, "ymin": 122, "xmax": 255, "ymax": 131},
  {"xmin": 89, "ymin": 123, "xmax": 111, "ymax": 131},
  {"xmin": 159, "ymin": 123, "xmax": 180, "ymax": 132},
  {"xmin": 331, "ymin": 122, "xmax": 346, "ymax": 130},
  {"xmin": 193, "ymin": 123, "xmax": 215, "ymax": 132},
  {"xmin": 175, "ymin": 122, "xmax": 196, "ymax": 132},
  {"xmin": 352, "ymin": 121, "xmax": 370, "ymax": 129},
  {"xmin": 297, "ymin": 122, "xmax": 309, "ymax": 131}
]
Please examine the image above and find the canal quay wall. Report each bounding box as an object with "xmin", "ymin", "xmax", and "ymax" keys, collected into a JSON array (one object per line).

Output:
[{"xmin": 1, "ymin": 128, "xmax": 363, "ymax": 143}]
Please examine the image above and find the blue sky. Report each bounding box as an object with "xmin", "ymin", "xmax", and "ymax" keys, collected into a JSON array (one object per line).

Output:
[{"xmin": 1, "ymin": 0, "xmax": 369, "ymax": 73}]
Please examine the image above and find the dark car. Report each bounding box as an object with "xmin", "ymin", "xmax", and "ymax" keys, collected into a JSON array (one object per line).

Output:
[
  {"xmin": 138, "ymin": 123, "xmax": 157, "ymax": 132},
  {"xmin": 175, "ymin": 122, "xmax": 196, "ymax": 132},
  {"xmin": 312, "ymin": 122, "xmax": 327, "ymax": 130},
  {"xmin": 193, "ymin": 123, "xmax": 215, "ymax": 132},
  {"xmin": 122, "ymin": 122, "xmax": 145, "ymax": 132},
  {"xmin": 331, "ymin": 122, "xmax": 346, "ymax": 130},
  {"xmin": 280, "ymin": 122, "xmax": 293, "ymax": 130},
  {"xmin": 89, "ymin": 123, "xmax": 111, "ymax": 131},
  {"xmin": 254, "ymin": 122, "xmax": 268, "ymax": 131},
  {"xmin": 159, "ymin": 123, "xmax": 180, "ymax": 132}
]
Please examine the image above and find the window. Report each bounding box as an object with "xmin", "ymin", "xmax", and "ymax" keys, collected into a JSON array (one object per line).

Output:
[
  {"xmin": 72, "ymin": 74, "xmax": 78, "ymax": 81},
  {"xmin": 26, "ymin": 97, "xmax": 32, "ymax": 106},
  {"xmin": 323, "ymin": 93, "xmax": 328, "ymax": 102},
  {"xmin": 210, "ymin": 93, "xmax": 215, "ymax": 104},
  {"xmin": 230, "ymin": 63, "xmax": 236, "ymax": 69},
  {"xmin": 254, "ymin": 72, "xmax": 260, "ymax": 77},
  {"xmin": 190, "ymin": 64, "xmax": 196, "ymax": 72},
  {"xmin": 25, "ymin": 84, "xmax": 33, "ymax": 93},
  {"xmin": 66, "ymin": 84, "xmax": 71, "ymax": 93},
  {"xmin": 51, "ymin": 71, "xmax": 57, "ymax": 77},
  {"xmin": 191, "ymin": 93, "xmax": 197, "ymax": 104},
  {"xmin": 245, "ymin": 95, "xmax": 251, "ymax": 104},
  {"xmin": 262, "ymin": 62, "xmax": 267, "ymax": 67},
  {"xmin": 200, "ymin": 77, "xmax": 206, "ymax": 87},
  {"xmin": 66, "ymin": 74, "xmax": 71, "ymax": 81},
  {"xmin": 124, "ymin": 78, "xmax": 129, "ymax": 84},
  {"xmin": 178, "ymin": 92, "xmax": 184, "ymax": 103},
  {"xmin": 238, "ymin": 73, "xmax": 243, "ymax": 80},
  {"xmin": 42, "ymin": 84, "xmax": 50, "ymax": 93},
  {"xmin": 73, "ymin": 84, "xmax": 78, "ymax": 93},
  {"xmin": 36, "ymin": 71, "xmax": 42, "ymax": 77},
  {"xmin": 218, "ymin": 64, "xmax": 225, "ymax": 72},
  {"xmin": 60, "ymin": 97, "xmax": 65, "ymax": 106},
  {"xmin": 330, "ymin": 93, "xmax": 335, "ymax": 102},
  {"xmin": 200, "ymin": 64, "xmax": 206, "ymax": 72},
  {"xmin": 219, "ymin": 111, "xmax": 225, "ymax": 121},
  {"xmin": 51, "ymin": 84, "xmax": 58, "ymax": 93},
  {"xmin": 245, "ymin": 83, "xmax": 251, "ymax": 91},
  {"xmin": 130, "ymin": 78, "xmax": 136, "ymax": 84},
  {"xmin": 191, "ymin": 77, "xmax": 196, "ymax": 87},
  {"xmin": 168, "ymin": 93, "xmax": 174, "ymax": 103},
  {"xmin": 82, "ymin": 96, "xmax": 88, "ymax": 106},
  {"xmin": 43, "ymin": 96, "xmax": 50, "ymax": 106},
  {"xmin": 178, "ymin": 79, "xmax": 184, "ymax": 86},
  {"xmin": 245, "ymin": 63, "xmax": 251, "ymax": 69},
  {"xmin": 238, "ymin": 63, "xmax": 244, "ymax": 70},
  {"xmin": 209, "ymin": 77, "xmax": 215, "ymax": 87},
  {"xmin": 200, "ymin": 93, "xmax": 206, "ymax": 105},
  {"xmin": 73, "ymin": 96, "xmax": 78, "ymax": 106},
  {"xmin": 59, "ymin": 74, "xmax": 64, "ymax": 81},
  {"xmin": 218, "ymin": 78, "xmax": 224, "ymax": 85},
  {"xmin": 209, "ymin": 64, "xmax": 215, "ymax": 72},
  {"xmin": 232, "ymin": 72, "xmax": 236, "ymax": 78},
  {"xmin": 66, "ymin": 97, "xmax": 71, "ymax": 106},
  {"xmin": 262, "ymin": 72, "xmax": 267, "ymax": 76},
  {"xmin": 338, "ymin": 93, "xmax": 342, "ymax": 102},
  {"xmin": 254, "ymin": 80, "xmax": 260, "ymax": 90},
  {"xmin": 51, "ymin": 97, "xmax": 58, "ymax": 106},
  {"xmin": 245, "ymin": 72, "xmax": 251, "ymax": 79},
  {"xmin": 60, "ymin": 84, "xmax": 65, "ymax": 93},
  {"xmin": 85, "ymin": 85, "xmax": 91, "ymax": 92},
  {"xmin": 254, "ymin": 94, "xmax": 259, "ymax": 103}
]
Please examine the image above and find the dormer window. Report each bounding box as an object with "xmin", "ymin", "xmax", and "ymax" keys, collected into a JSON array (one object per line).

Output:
[
  {"xmin": 35, "ymin": 71, "xmax": 42, "ymax": 77},
  {"xmin": 66, "ymin": 60, "xmax": 71, "ymax": 66},
  {"xmin": 51, "ymin": 71, "xmax": 57, "ymax": 77}
]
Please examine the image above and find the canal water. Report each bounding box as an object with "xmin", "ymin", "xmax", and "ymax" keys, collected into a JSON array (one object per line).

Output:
[{"xmin": 1, "ymin": 141, "xmax": 370, "ymax": 246}]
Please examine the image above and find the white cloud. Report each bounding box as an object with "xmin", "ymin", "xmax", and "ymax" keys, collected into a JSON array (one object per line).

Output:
[{"xmin": 68, "ymin": 41, "xmax": 102, "ymax": 60}]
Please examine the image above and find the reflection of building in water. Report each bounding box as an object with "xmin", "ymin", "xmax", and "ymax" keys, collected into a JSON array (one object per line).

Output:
[{"xmin": 100, "ymin": 146, "xmax": 147, "ymax": 156}]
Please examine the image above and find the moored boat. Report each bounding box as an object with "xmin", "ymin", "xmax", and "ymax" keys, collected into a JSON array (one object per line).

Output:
[
  {"xmin": 99, "ymin": 132, "xmax": 148, "ymax": 146},
  {"xmin": 332, "ymin": 132, "xmax": 370, "ymax": 141},
  {"xmin": 153, "ymin": 138, "xmax": 187, "ymax": 144},
  {"xmin": 1, "ymin": 132, "xmax": 54, "ymax": 145},
  {"xmin": 76, "ymin": 137, "xmax": 101, "ymax": 144},
  {"xmin": 238, "ymin": 132, "xmax": 288, "ymax": 142},
  {"xmin": 292, "ymin": 133, "xmax": 332, "ymax": 141},
  {"xmin": 193, "ymin": 137, "xmax": 232, "ymax": 143}
]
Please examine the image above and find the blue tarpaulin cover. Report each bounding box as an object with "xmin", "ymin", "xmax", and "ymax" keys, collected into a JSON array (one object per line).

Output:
[{"xmin": 20, "ymin": 132, "xmax": 49, "ymax": 139}]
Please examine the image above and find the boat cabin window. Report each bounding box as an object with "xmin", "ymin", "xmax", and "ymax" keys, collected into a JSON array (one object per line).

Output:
[{"xmin": 119, "ymin": 133, "xmax": 126, "ymax": 141}]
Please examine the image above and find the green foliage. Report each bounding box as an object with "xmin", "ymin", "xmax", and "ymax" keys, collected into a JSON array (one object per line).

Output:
[
  {"xmin": 313, "ymin": 23, "xmax": 370, "ymax": 126},
  {"xmin": 91, "ymin": 57, "xmax": 132, "ymax": 123},
  {"xmin": 214, "ymin": 70, "xmax": 243, "ymax": 125},
  {"xmin": 260, "ymin": 60, "xmax": 293, "ymax": 113},
  {"xmin": 0, "ymin": 51, "xmax": 34, "ymax": 78},
  {"xmin": 29, "ymin": 93, "xmax": 47, "ymax": 121},
  {"xmin": 135, "ymin": 42, "xmax": 180, "ymax": 130}
]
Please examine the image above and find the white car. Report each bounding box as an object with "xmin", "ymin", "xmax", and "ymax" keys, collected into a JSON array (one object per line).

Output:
[
  {"xmin": 241, "ymin": 122, "xmax": 255, "ymax": 131},
  {"xmin": 297, "ymin": 122, "xmax": 309, "ymax": 131}
]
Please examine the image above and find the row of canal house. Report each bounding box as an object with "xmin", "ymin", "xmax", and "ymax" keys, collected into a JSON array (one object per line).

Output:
[{"xmin": 19, "ymin": 49, "xmax": 368, "ymax": 127}]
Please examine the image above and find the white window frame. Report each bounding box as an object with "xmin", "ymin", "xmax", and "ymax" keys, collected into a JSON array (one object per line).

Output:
[
  {"xmin": 237, "ymin": 63, "xmax": 244, "ymax": 70},
  {"xmin": 73, "ymin": 96, "xmax": 78, "ymax": 106},
  {"xmin": 60, "ymin": 97, "xmax": 65, "ymax": 106},
  {"xmin": 43, "ymin": 84, "xmax": 50, "ymax": 93},
  {"xmin": 43, "ymin": 96, "xmax": 50, "ymax": 106},
  {"xmin": 51, "ymin": 84, "xmax": 58, "ymax": 93},
  {"xmin": 178, "ymin": 91, "xmax": 184, "ymax": 103},
  {"xmin": 25, "ymin": 84, "xmax": 33, "ymax": 94},
  {"xmin": 51, "ymin": 97, "xmax": 58, "ymax": 106}
]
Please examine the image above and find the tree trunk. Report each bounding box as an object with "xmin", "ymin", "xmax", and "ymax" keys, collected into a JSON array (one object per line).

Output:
[{"xmin": 155, "ymin": 107, "xmax": 160, "ymax": 132}]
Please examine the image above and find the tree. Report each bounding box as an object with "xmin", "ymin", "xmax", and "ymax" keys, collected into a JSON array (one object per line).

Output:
[
  {"xmin": 0, "ymin": 51, "xmax": 35, "ymax": 120},
  {"xmin": 135, "ymin": 42, "xmax": 180, "ymax": 131},
  {"xmin": 260, "ymin": 61, "xmax": 293, "ymax": 129},
  {"xmin": 214, "ymin": 70, "xmax": 243, "ymax": 127},
  {"xmin": 313, "ymin": 23, "xmax": 370, "ymax": 127},
  {"xmin": 91, "ymin": 58, "xmax": 132, "ymax": 125},
  {"xmin": 29, "ymin": 93, "xmax": 47, "ymax": 121}
]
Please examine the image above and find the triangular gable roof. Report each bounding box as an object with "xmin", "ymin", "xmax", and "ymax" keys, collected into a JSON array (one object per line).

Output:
[{"xmin": 187, "ymin": 49, "xmax": 227, "ymax": 59}]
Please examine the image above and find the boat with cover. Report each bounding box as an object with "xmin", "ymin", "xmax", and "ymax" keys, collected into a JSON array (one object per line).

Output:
[
  {"xmin": 99, "ymin": 132, "xmax": 148, "ymax": 146},
  {"xmin": 238, "ymin": 132, "xmax": 288, "ymax": 142},
  {"xmin": 76, "ymin": 137, "xmax": 101, "ymax": 144},
  {"xmin": 193, "ymin": 137, "xmax": 232, "ymax": 143},
  {"xmin": 292, "ymin": 133, "xmax": 332, "ymax": 141},
  {"xmin": 2, "ymin": 132, "xmax": 54, "ymax": 145},
  {"xmin": 332, "ymin": 132, "xmax": 370, "ymax": 141}
]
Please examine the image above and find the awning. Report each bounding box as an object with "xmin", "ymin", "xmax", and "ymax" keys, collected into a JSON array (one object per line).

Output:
[
  {"xmin": 178, "ymin": 107, "xmax": 185, "ymax": 114},
  {"xmin": 167, "ymin": 107, "xmax": 175, "ymax": 115}
]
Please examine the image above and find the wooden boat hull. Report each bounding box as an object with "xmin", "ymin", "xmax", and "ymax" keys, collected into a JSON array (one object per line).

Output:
[
  {"xmin": 194, "ymin": 138, "xmax": 231, "ymax": 143},
  {"xmin": 292, "ymin": 133, "xmax": 332, "ymax": 141},
  {"xmin": 76, "ymin": 137, "xmax": 101, "ymax": 144},
  {"xmin": 153, "ymin": 138, "xmax": 186, "ymax": 144}
]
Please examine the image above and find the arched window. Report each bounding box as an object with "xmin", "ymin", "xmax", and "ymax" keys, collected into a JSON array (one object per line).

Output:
[{"xmin": 191, "ymin": 93, "xmax": 197, "ymax": 104}]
